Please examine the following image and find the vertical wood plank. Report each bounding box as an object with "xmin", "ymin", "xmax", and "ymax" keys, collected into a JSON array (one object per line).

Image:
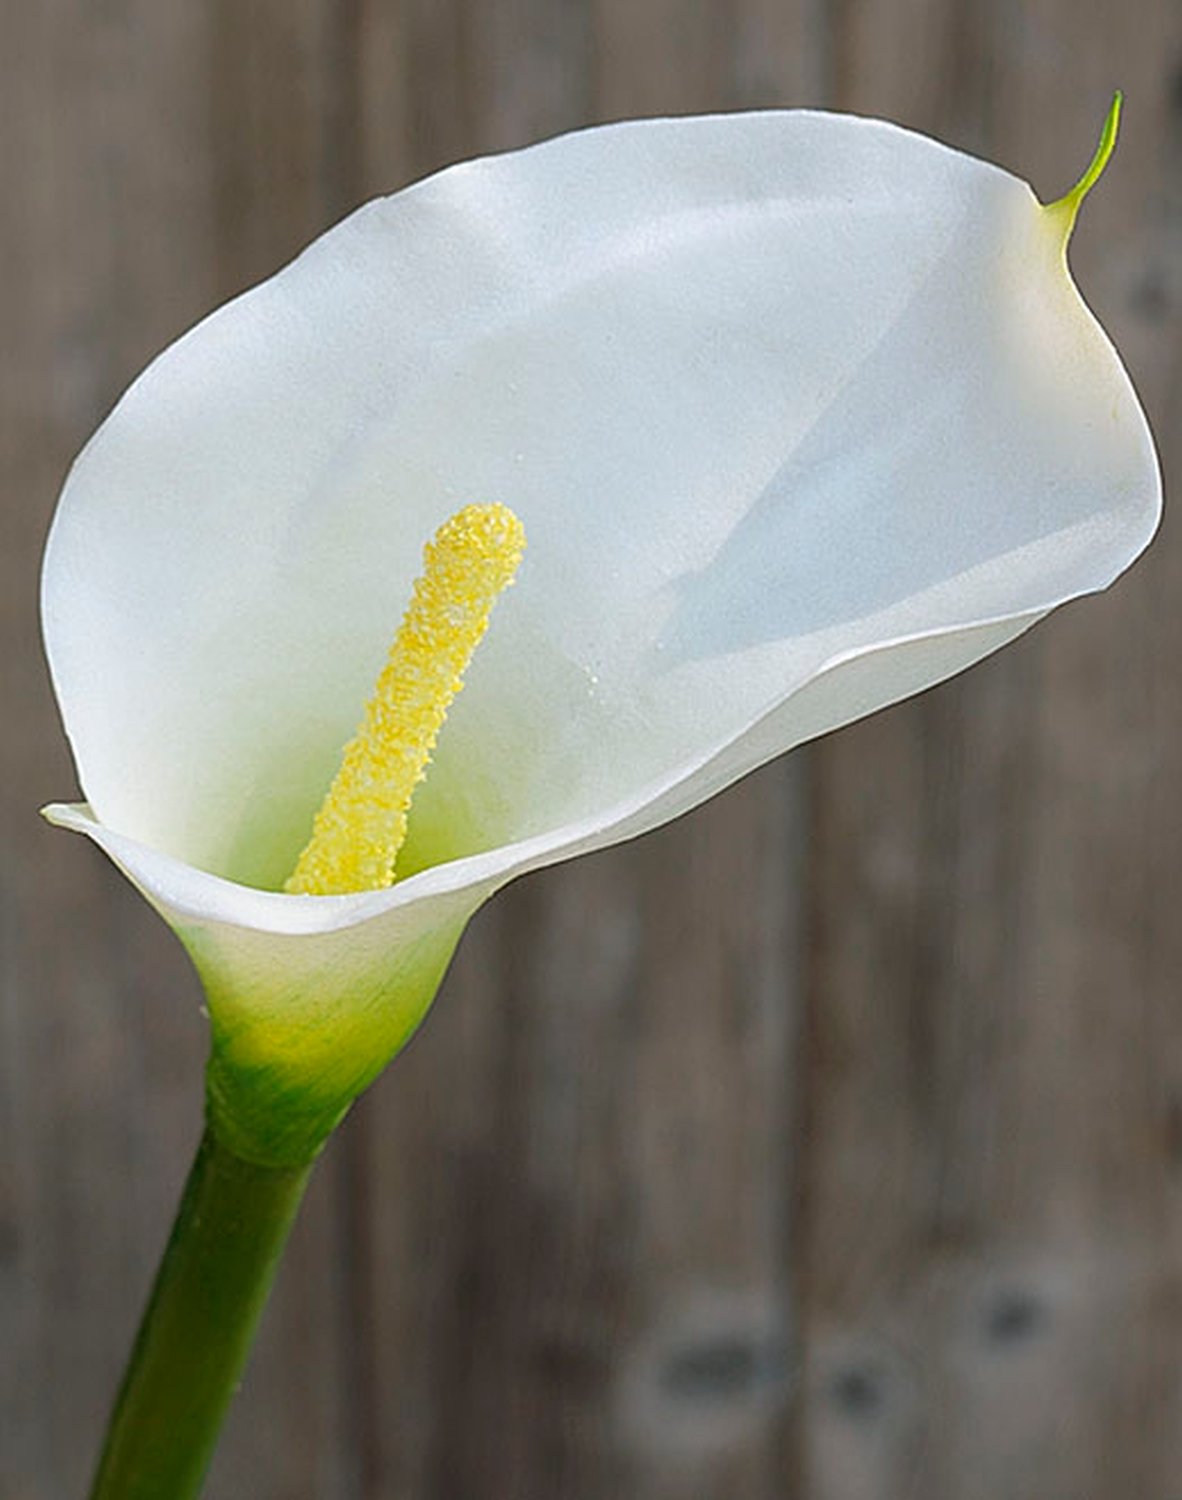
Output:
[{"xmin": 793, "ymin": 2, "xmax": 1182, "ymax": 1496}]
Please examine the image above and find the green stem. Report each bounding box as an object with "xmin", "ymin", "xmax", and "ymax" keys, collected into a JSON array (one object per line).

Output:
[{"xmin": 89, "ymin": 1126, "xmax": 314, "ymax": 1500}]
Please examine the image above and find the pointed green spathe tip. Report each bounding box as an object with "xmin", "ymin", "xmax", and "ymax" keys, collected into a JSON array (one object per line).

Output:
[{"xmin": 1046, "ymin": 91, "xmax": 1122, "ymax": 241}]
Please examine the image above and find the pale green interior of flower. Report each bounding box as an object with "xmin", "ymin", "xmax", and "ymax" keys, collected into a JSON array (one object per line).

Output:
[
  {"xmin": 216, "ymin": 700, "xmax": 496, "ymax": 891},
  {"xmin": 218, "ymin": 514, "xmax": 530, "ymax": 894}
]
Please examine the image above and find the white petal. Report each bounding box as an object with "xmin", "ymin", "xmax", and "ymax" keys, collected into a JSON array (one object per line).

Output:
[
  {"xmin": 42, "ymin": 111, "xmax": 1160, "ymax": 1156},
  {"xmin": 44, "ymin": 111, "xmax": 1158, "ymax": 902}
]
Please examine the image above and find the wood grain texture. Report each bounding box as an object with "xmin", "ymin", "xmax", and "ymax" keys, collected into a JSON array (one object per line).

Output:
[
  {"xmin": 2, "ymin": 2, "xmax": 1178, "ymax": 1497},
  {"xmin": 795, "ymin": 3, "xmax": 1182, "ymax": 1497}
]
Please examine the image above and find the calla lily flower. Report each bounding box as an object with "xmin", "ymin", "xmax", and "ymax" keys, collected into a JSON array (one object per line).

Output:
[{"xmin": 43, "ymin": 107, "xmax": 1160, "ymax": 1167}]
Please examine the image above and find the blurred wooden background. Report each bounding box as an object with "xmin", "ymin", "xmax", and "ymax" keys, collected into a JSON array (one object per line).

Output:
[{"xmin": 3, "ymin": 1, "xmax": 1180, "ymax": 1496}]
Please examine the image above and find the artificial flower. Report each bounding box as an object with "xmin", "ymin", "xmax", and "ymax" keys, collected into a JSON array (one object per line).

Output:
[{"xmin": 43, "ymin": 105, "xmax": 1160, "ymax": 1166}]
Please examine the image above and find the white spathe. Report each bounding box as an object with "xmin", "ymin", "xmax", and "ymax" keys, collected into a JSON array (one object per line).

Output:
[{"xmin": 42, "ymin": 110, "xmax": 1160, "ymax": 1159}]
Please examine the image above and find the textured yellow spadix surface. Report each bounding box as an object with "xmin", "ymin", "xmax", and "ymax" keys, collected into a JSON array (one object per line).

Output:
[{"xmin": 285, "ymin": 503, "xmax": 525, "ymax": 895}]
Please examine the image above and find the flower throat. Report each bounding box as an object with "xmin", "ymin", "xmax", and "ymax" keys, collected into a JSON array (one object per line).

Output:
[{"xmin": 285, "ymin": 503, "xmax": 525, "ymax": 896}]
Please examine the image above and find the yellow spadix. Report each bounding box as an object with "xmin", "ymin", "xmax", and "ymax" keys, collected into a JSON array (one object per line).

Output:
[{"xmin": 285, "ymin": 503, "xmax": 525, "ymax": 896}]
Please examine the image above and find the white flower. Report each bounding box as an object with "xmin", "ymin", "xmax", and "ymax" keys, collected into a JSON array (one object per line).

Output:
[{"xmin": 42, "ymin": 108, "xmax": 1160, "ymax": 1164}]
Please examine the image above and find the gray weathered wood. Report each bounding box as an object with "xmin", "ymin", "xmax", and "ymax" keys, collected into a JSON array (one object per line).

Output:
[
  {"xmin": 793, "ymin": 2, "xmax": 1182, "ymax": 1495},
  {"xmin": 2, "ymin": 2, "xmax": 1178, "ymax": 1498}
]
